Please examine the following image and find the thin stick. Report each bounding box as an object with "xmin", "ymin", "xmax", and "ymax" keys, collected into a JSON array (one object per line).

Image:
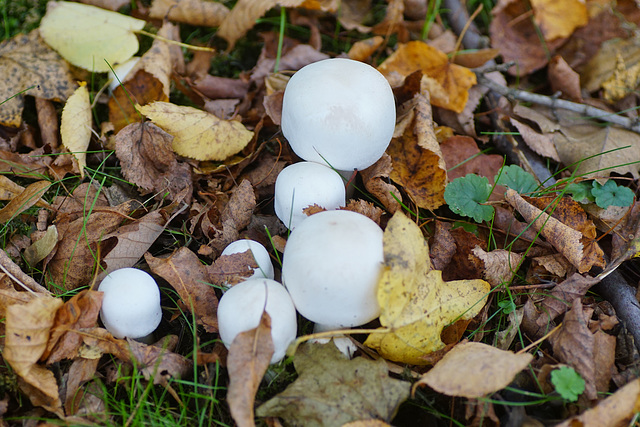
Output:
[
  {"xmin": 475, "ymin": 72, "xmax": 640, "ymax": 133},
  {"xmin": 0, "ymin": 249, "xmax": 51, "ymax": 294}
]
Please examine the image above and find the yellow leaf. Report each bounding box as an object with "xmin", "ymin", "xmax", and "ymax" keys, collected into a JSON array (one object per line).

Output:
[
  {"xmin": 61, "ymin": 83, "xmax": 92, "ymax": 177},
  {"xmin": 39, "ymin": 1, "xmax": 145, "ymax": 72},
  {"xmin": 138, "ymin": 102, "xmax": 254, "ymax": 161},
  {"xmin": 531, "ymin": 0, "xmax": 588, "ymax": 41},
  {"xmin": 364, "ymin": 212, "xmax": 490, "ymax": 364}
]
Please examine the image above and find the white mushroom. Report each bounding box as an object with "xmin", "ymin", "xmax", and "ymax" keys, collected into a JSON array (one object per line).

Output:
[
  {"xmin": 98, "ymin": 268, "xmax": 162, "ymax": 339},
  {"xmin": 221, "ymin": 239, "xmax": 275, "ymax": 280},
  {"xmin": 217, "ymin": 278, "xmax": 297, "ymax": 364},
  {"xmin": 310, "ymin": 323, "xmax": 358, "ymax": 359},
  {"xmin": 281, "ymin": 58, "xmax": 396, "ymax": 171},
  {"xmin": 107, "ymin": 56, "xmax": 141, "ymax": 92},
  {"xmin": 281, "ymin": 210, "xmax": 383, "ymax": 328},
  {"xmin": 274, "ymin": 161, "xmax": 346, "ymax": 229}
]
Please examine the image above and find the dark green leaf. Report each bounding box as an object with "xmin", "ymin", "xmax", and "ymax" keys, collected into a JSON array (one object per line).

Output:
[
  {"xmin": 591, "ymin": 180, "xmax": 634, "ymax": 208},
  {"xmin": 444, "ymin": 174, "xmax": 494, "ymax": 223},
  {"xmin": 495, "ymin": 165, "xmax": 538, "ymax": 194}
]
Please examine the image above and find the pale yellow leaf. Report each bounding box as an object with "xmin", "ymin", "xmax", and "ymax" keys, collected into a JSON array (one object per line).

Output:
[
  {"xmin": 138, "ymin": 102, "xmax": 254, "ymax": 161},
  {"xmin": 364, "ymin": 212, "xmax": 490, "ymax": 364},
  {"xmin": 415, "ymin": 342, "xmax": 533, "ymax": 398},
  {"xmin": 61, "ymin": 83, "xmax": 92, "ymax": 177},
  {"xmin": 39, "ymin": 1, "xmax": 145, "ymax": 72}
]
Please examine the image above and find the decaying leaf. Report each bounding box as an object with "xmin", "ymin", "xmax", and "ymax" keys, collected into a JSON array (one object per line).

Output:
[
  {"xmin": 257, "ymin": 343, "xmax": 410, "ymax": 426},
  {"xmin": 228, "ymin": 312, "xmax": 274, "ymax": 427},
  {"xmin": 61, "ymin": 83, "xmax": 92, "ymax": 177},
  {"xmin": 360, "ymin": 154, "xmax": 401, "ymax": 214},
  {"xmin": 471, "ymin": 247, "xmax": 524, "ymax": 287},
  {"xmin": 0, "ymin": 180, "xmax": 50, "ymax": 224},
  {"xmin": 149, "ymin": 0, "xmax": 230, "ymax": 27},
  {"xmin": 415, "ymin": 342, "xmax": 533, "ymax": 398},
  {"xmin": 138, "ymin": 102, "xmax": 254, "ymax": 161},
  {"xmin": 364, "ymin": 212, "xmax": 490, "ymax": 364},
  {"xmin": 39, "ymin": 1, "xmax": 145, "ymax": 72},
  {"xmin": 530, "ymin": 0, "xmax": 588, "ymax": 41}
]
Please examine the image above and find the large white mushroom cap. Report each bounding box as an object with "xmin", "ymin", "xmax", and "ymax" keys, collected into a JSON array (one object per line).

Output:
[
  {"xmin": 221, "ymin": 239, "xmax": 275, "ymax": 280},
  {"xmin": 274, "ymin": 161, "xmax": 346, "ymax": 229},
  {"xmin": 282, "ymin": 210, "xmax": 384, "ymax": 328},
  {"xmin": 98, "ymin": 268, "xmax": 162, "ymax": 339},
  {"xmin": 281, "ymin": 58, "xmax": 396, "ymax": 171},
  {"xmin": 217, "ymin": 278, "xmax": 298, "ymax": 364}
]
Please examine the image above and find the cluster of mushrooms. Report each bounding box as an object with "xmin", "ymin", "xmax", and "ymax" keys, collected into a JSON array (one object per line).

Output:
[{"xmin": 98, "ymin": 58, "xmax": 398, "ymax": 363}]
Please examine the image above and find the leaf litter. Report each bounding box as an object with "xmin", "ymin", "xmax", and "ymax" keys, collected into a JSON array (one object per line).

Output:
[{"xmin": 1, "ymin": 0, "xmax": 640, "ymax": 425}]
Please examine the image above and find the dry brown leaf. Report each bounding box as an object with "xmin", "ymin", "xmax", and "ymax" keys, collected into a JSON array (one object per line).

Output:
[
  {"xmin": 4, "ymin": 296, "xmax": 64, "ymax": 416},
  {"xmin": 0, "ymin": 30, "xmax": 77, "ymax": 127},
  {"xmin": 115, "ymin": 122, "xmax": 193, "ymax": 203},
  {"xmin": 509, "ymin": 117, "xmax": 561, "ymax": 162},
  {"xmin": 415, "ymin": 342, "xmax": 533, "ymax": 398},
  {"xmin": 0, "ymin": 180, "xmax": 50, "ymax": 224},
  {"xmin": 138, "ymin": 102, "xmax": 254, "ymax": 161},
  {"xmin": 548, "ymin": 55, "xmax": 582, "ymax": 101},
  {"xmin": 25, "ymin": 225, "xmax": 59, "ymax": 266},
  {"xmin": 582, "ymin": 37, "xmax": 640, "ymax": 93},
  {"xmin": 149, "ymin": 0, "xmax": 229, "ymax": 27},
  {"xmin": 208, "ymin": 251, "xmax": 258, "ymax": 287},
  {"xmin": 531, "ymin": 0, "xmax": 588, "ymax": 41},
  {"xmin": 440, "ymin": 135, "xmax": 504, "ymax": 182},
  {"xmin": 388, "ymin": 93, "xmax": 447, "ymax": 210},
  {"xmin": 360, "ymin": 154, "xmax": 401, "ymax": 214},
  {"xmin": 217, "ymin": 0, "xmax": 305, "ymax": 50},
  {"xmin": 44, "ymin": 290, "xmax": 103, "ymax": 364},
  {"xmin": 227, "ymin": 311, "xmax": 274, "ymax": 427},
  {"xmin": 378, "ymin": 41, "xmax": 476, "ymax": 113},
  {"xmin": 126, "ymin": 338, "xmax": 193, "ymax": 386},
  {"xmin": 471, "ymin": 247, "xmax": 524, "ymax": 287},
  {"xmin": 505, "ymin": 189, "xmax": 605, "ymax": 273},
  {"xmin": 347, "ymin": 36, "xmax": 384, "ymax": 62},
  {"xmin": 556, "ymin": 378, "xmax": 640, "ymax": 427},
  {"xmin": 430, "ymin": 221, "xmax": 455, "ymax": 271},
  {"xmin": 341, "ymin": 199, "xmax": 384, "ymax": 225},
  {"xmin": 64, "ymin": 357, "xmax": 100, "ymax": 416},
  {"xmin": 145, "ymin": 247, "xmax": 219, "ymax": 333},
  {"xmin": 77, "ymin": 0, "xmax": 129, "ymax": 10}
]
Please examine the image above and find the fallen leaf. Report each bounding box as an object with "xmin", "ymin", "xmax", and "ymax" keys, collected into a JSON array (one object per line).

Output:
[
  {"xmin": 4, "ymin": 296, "xmax": 64, "ymax": 416},
  {"xmin": 364, "ymin": 212, "xmax": 490, "ymax": 364},
  {"xmin": 0, "ymin": 180, "xmax": 50, "ymax": 224},
  {"xmin": 0, "ymin": 30, "xmax": 76, "ymax": 127},
  {"xmin": 360, "ymin": 154, "xmax": 401, "ymax": 214},
  {"xmin": 256, "ymin": 343, "xmax": 410, "ymax": 425},
  {"xmin": 509, "ymin": 117, "xmax": 561, "ymax": 162},
  {"xmin": 378, "ymin": 41, "xmax": 476, "ymax": 113},
  {"xmin": 228, "ymin": 312, "xmax": 274, "ymax": 427},
  {"xmin": 149, "ymin": 0, "xmax": 229, "ymax": 27},
  {"xmin": 61, "ymin": 83, "xmax": 92, "ymax": 177},
  {"xmin": 64, "ymin": 357, "xmax": 100, "ymax": 416},
  {"xmin": 471, "ymin": 247, "xmax": 524, "ymax": 287},
  {"xmin": 39, "ymin": 1, "xmax": 145, "ymax": 72},
  {"xmin": 347, "ymin": 36, "xmax": 385, "ymax": 62},
  {"xmin": 505, "ymin": 189, "xmax": 605, "ymax": 273},
  {"xmin": 548, "ymin": 55, "xmax": 582, "ymax": 101},
  {"xmin": 556, "ymin": 378, "xmax": 640, "ymax": 427},
  {"xmin": 24, "ymin": 225, "xmax": 58, "ymax": 266},
  {"xmin": 145, "ymin": 247, "xmax": 219, "ymax": 332},
  {"xmin": 415, "ymin": 342, "xmax": 533, "ymax": 398},
  {"xmin": 530, "ymin": 0, "xmax": 588, "ymax": 41},
  {"xmin": 138, "ymin": 102, "xmax": 254, "ymax": 161},
  {"xmin": 115, "ymin": 122, "xmax": 193, "ymax": 203},
  {"xmin": 208, "ymin": 250, "xmax": 258, "ymax": 287},
  {"xmin": 440, "ymin": 135, "xmax": 504, "ymax": 183},
  {"xmin": 388, "ymin": 94, "xmax": 447, "ymax": 210},
  {"xmin": 126, "ymin": 337, "xmax": 193, "ymax": 386}
]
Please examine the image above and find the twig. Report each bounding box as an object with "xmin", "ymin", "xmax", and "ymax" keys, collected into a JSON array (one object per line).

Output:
[
  {"xmin": 0, "ymin": 249, "xmax": 51, "ymax": 295},
  {"xmin": 475, "ymin": 72, "xmax": 640, "ymax": 134}
]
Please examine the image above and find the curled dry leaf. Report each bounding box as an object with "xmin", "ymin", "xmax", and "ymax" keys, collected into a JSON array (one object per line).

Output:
[
  {"xmin": 208, "ymin": 250, "xmax": 258, "ymax": 287},
  {"xmin": 505, "ymin": 189, "xmax": 605, "ymax": 273},
  {"xmin": 61, "ymin": 83, "xmax": 91, "ymax": 177},
  {"xmin": 25, "ymin": 225, "xmax": 58, "ymax": 266},
  {"xmin": 361, "ymin": 153, "xmax": 401, "ymax": 214},
  {"xmin": 149, "ymin": 0, "xmax": 230, "ymax": 27},
  {"xmin": 227, "ymin": 312, "xmax": 274, "ymax": 427},
  {"xmin": 0, "ymin": 30, "xmax": 77, "ymax": 128},
  {"xmin": 39, "ymin": 1, "xmax": 146, "ymax": 72},
  {"xmin": 377, "ymin": 41, "xmax": 476, "ymax": 113},
  {"xmin": 115, "ymin": 122, "xmax": 193, "ymax": 203},
  {"xmin": 145, "ymin": 247, "xmax": 219, "ymax": 333},
  {"xmin": 415, "ymin": 342, "xmax": 533, "ymax": 398},
  {"xmin": 126, "ymin": 338, "xmax": 193, "ymax": 386},
  {"xmin": 4, "ymin": 296, "xmax": 64, "ymax": 416},
  {"xmin": 364, "ymin": 212, "xmax": 490, "ymax": 364},
  {"xmin": 0, "ymin": 180, "xmax": 50, "ymax": 224},
  {"xmin": 138, "ymin": 102, "xmax": 254, "ymax": 161},
  {"xmin": 471, "ymin": 247, "xmax": 524, "ymax": 287}
]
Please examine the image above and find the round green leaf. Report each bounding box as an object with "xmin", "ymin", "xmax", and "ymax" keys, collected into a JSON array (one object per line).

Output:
[{"xmin": 444, "ymin": 174, "xmax": 494, "ymax": 223}]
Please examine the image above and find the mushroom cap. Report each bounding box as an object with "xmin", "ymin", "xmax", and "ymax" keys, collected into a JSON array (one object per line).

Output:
[
  {"xmin": 281, "ymin": 210, "xmax": 383, "ymax": 328},
  {"xmin": 107, "ymin": 56, "xmax": 140, "ymax": 92},
  {"xmin": 98, "ymin": 268, "xmax": 162, "ymax": 339},
  {"xmin": 281, "ymin": 58, "xmax": 396, "ymax": 171},
  {"xmin": 274, "ymin": 161, "xmax": 346, "ymax": 229},
  {"xmin": 218, "ymin": 278, "xmax": 298, "ymax": 364},
  {"xmin": 221, "ymin": 239, "xmax": 275, "ymax": 280}
]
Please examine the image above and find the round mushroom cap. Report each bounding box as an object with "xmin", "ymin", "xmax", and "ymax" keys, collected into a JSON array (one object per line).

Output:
[
  {"xmin": 282, "ymin": 210, "xmax": 384, "ymax": 328},
  {"xmin": 281, "ymin": 58, "xmax": 396, "ymax": 171},
  {"xmin": 274, "ymin": 161, "xmax": 346, "ymax": 229},
  {"xmin": 221, "ymin": 239, "xmax": 275, "ymax": 280},
  {"xmin": 98, "ymin": 268, "xmax": 162, "ymax": 339},
  {"xmin": 218, "ymin": 278, "xmax": 298, "ymax": 364}
]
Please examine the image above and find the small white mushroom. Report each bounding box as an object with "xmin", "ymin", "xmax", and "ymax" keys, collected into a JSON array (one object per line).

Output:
[
  {"xmin": 282, "ymin": 210, "xmax": 384, "ymax": 328},
  {"xmin": 281, "ymin": 58, "xmax": 396, "ymax": 171},
  {"xmin": 274, "ymin": 161, "xmax": 346, "ymax": 229},
  {"xmin": 221, "ymin": 239, "xmax": 275, "ymax": 280},
  {"xmin": 107, "ymin": 56, "xmax": 141, "ymax": 92},
  {"xmin": 310, "ymin": 323, "xmax": 358, "ymax": 359},
  {"xmin": 217, "ymin": 278, "xmax": 298, "ymax": 364},
  {"xmin": 98, "ymin": 268, "xmax": 162, "ymax": 339}
]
